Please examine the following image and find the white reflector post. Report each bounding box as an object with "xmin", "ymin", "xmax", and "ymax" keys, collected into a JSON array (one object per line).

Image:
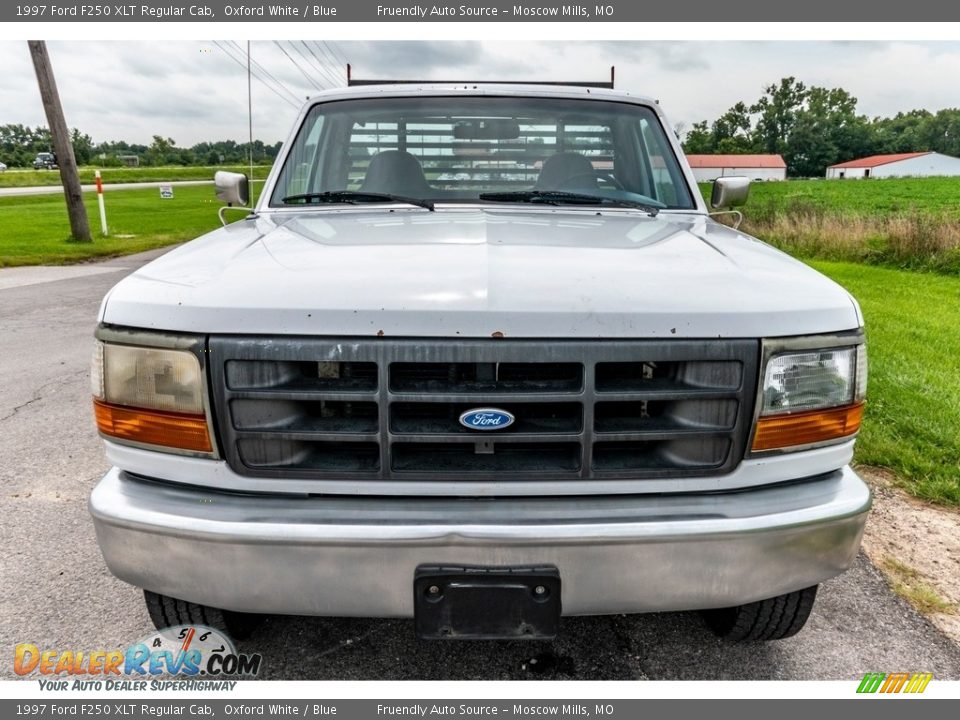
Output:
[{"xmin": 95, "ymin": 170, "xmax": 108, "ymax": 236}]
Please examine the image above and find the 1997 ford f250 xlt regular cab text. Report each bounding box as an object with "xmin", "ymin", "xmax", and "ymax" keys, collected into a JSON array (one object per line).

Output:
[{"xmin": 89, "ymin": 80, "xmax": 870, "ymax": 643}]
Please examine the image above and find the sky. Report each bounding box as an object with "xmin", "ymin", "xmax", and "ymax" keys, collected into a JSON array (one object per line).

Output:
[{"xmin": 2, "ymin": 40, "xmax": 960, "ymax": 146}]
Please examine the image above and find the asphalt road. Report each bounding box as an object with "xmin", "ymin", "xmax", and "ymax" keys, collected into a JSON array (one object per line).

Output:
[{"xmin": 2, "ymin": 248, "xmax": 959, "ymax": 681}]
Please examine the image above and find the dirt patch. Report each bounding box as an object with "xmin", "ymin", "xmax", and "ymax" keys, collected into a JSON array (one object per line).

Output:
[{"xmin": 858, "ymin": 466, "xmax": 960, "ymax": 645}]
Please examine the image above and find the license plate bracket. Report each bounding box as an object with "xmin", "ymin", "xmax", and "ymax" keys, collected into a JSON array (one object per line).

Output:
[{"xmin": 414, "ymin": 565, "xmax": 561, "ymax": 640}]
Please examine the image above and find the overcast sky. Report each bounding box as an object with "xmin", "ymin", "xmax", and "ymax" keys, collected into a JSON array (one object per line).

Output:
[{"xmin": 2, "ymin": 40, "xmax": 959, "ymax": 146}]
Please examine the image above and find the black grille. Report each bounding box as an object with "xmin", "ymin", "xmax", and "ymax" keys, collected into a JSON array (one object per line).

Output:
[{"xmin": 210, "ymin": 338, "xmax": 759, "ymax": 485}]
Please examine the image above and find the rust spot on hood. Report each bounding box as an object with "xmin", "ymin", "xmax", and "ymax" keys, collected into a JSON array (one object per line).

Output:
[
  {"xmin": 376, "ymin": 330, "xmax": 385, "ymax": 337},
  {"xmin": 491, "ymin": 331, "xmax": 504, "ymax": 338}
]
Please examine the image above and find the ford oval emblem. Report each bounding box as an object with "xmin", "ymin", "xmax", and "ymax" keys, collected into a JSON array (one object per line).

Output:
[{"xmin": 459, "ymin": 407, "xmax": 515, "ymax": 431}]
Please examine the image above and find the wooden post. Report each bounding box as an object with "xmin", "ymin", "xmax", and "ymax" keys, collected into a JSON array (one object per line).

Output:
[{"xmin": 28, "ymin": 40, "xmax": 91, "ymax": 243}]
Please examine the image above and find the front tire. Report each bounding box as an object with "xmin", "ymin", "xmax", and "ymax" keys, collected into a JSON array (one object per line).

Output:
[
  {"xmin": 143, "ymin": 590, "xmax": 263, "ymax": 641},
  {"xmin": 702, "ymin": 585, "xmax": 818, "ymax": 641}
]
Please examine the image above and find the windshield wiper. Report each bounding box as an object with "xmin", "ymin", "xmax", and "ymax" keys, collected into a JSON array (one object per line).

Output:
[
  {"xmin": 478, "ymin": 190, "xmax": 659, "ymax": 216},
  {"xmin": 281, "ymin": 190, "xmax": 434, "ymax": 211}
]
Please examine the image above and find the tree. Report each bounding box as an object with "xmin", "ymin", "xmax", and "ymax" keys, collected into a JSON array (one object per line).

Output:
[
  {"xmin": 682, "ymin": 121, "xmax": 713, "ymax": 154},
  {"xmin": 751, "ymin": 77, "xmax": 808, "ymax": 154},
  {"xmin": 70, "ymin": 128, "xmax": 94, "ymax": 165},
  {"xmin": 871, "ymin": 110, "xmax": 930, "ymax": 154},
  {"xmin": 711, "ymin": 101, "xmax": 755, "ymax": 152},
  {"xmin": 145, "ymin": 136, "xmax": 177, "ymax": 166},
  {"xmin": 918, "ymin": 109, "xmax": 960, "ymax": 157},
  {"xmin": 787, "ymin": 86, "xmax": 869, "ymax": 177}
]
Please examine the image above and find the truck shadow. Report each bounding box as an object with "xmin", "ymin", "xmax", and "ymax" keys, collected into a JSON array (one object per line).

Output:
[
  {"xmin": 240, "ymin": 610, "xmax": 785, "ymax": 680},
  {"xmin": 224, "ymin": 554, "xmax": 960, "ymax": 680}
]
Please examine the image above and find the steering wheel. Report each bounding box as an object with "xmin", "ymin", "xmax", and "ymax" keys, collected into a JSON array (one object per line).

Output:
[
  {"xmin": 555, "ymin": 171, "xmax": 624, "ymax": 191},
  {"xmin": 595, "ymin": 171, "xmax": 624, "ymax": 190}
]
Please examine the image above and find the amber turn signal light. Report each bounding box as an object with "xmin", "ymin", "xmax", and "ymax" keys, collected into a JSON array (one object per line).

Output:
[
  {"xmin": 752, "ymin": 402, "xmax": 864, "ymax": 452},
  {"xmin": 94, "ymin": 399, "xmax": 213, "ymax": 453}
]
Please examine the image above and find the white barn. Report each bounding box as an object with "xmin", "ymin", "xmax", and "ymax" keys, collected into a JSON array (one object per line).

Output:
[
  {"xmin": 686, "ymin": 154, "xmax": 787, "ymax": 182},
  {"xmin": 826, "ymin": 152, "xmax": 960, "ymax": 179}
]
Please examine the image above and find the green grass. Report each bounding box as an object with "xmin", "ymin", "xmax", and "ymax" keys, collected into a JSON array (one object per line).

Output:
[
  {"xmin": 810, "ymin": 260, "xmax": 960, "ymax": 504},
  {"xmin": 0, "ymin": 184, "xmax": 249, "ymax": 266},
  {"xmin": 701, "ymin": 178, "xmax": 960, "ymax": 274},
  {"xmin": 0, "ymin": 165, "xmax": 271, "ymax": 188},
  {"xmin": 880, "ymin": 557, "xmax": 956, "ymax": 615},
  {"xmin": 700, "ymin": 177, "xmax": 960, "ymax": 219}
]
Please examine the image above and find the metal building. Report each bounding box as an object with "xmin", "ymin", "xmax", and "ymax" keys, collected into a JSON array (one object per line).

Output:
[
  {"xmin": 826, "ymin": 152, "xmax": 960, "ymax": 179},
  {"xmin": 686, "ymin": 154, "xmax": 787, "ymax": 182}
]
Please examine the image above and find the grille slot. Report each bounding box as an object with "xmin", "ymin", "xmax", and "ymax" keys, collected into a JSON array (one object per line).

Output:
[
  {"xmin": 231, "ymin": 399, "xmax": 379, "ymax": 434},
  {"xmin": 595, "ymin": 360, "xmax": 742, "ymax": 394},
  {"xmin": 594, "ymin": 399, "xmax": 738, "ymax": 434},
  {"xmin": 226, "ymin": 360, "xmax": 377, "ymax": 392},
  {"xmin": 238, "ymin": 439, "xmax": 380, "ymax": 472},
  {"xmin": 392, "ymin": 442, "xmax": 581, "ymax": 474},
  {"xmin": 390, "ymin": 362, "xmax": 582, "ymax": 394},
  {"xmin": 210, "ymin": 338, "xmax": 758, "ymax": 488},
  {"xmin": 593, "ymin": 438, "xmax": 733, "ymax": 472}
]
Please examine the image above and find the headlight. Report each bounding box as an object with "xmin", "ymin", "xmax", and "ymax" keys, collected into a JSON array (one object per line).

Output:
[
  {"xmin": 91, "ymin": 340, "xmax": 213, "ymax": 454},
  {"xmin": 752, "ymin": 342, "xmax": 866, "ymax": 453}
]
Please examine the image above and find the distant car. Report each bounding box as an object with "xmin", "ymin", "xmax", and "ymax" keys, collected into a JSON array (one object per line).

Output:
[
  {"xmin": 33, "ymin": 152, "xmax": 57, "ymax": 170},
  {"xmin": 0, "ymin": 162, "xmax": 7, "ymax": 172}
]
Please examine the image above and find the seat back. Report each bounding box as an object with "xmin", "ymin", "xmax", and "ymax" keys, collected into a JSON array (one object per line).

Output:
[
  {"xmin": 535, "ymin": 153, "xmax": 598, "ymax": 190},
  {"xmin": 360, "ymin": 150, "xmax": 431, "ymax": 195}
]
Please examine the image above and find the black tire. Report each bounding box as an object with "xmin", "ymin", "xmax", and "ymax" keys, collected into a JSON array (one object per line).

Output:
[
  {"xmin": 702, "ymin": 585, "xmax": 818, "ymax": 641},
  {"xmin": 143, "ymin": 590, "xmax": 263, "ymax": 641}
]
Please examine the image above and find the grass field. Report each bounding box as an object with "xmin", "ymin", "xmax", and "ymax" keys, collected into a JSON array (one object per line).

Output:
[
  {"xmin": 720, "ymin": 176, "xmax": 960, "ymax": 218},
  {"xmin": 0, "ymin": 184, "xmax": 245, "ymax": 266},
  {"xmin": 701, "ymin": 177, "xmax": 960, "ymax": 274},
  {"xmin": 809, "ymin": 261, "xmax": 960, "ymax": 505},
  {"xmin": 0, "ymin": 165, "xmax": 272, "ymax": 188}
]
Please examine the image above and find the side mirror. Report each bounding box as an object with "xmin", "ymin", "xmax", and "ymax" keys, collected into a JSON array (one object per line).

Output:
[
  {"xmin": 215, "ymin": 171, "xmax": 249, "ymax": 207},
  {"xmin": 710, "ymin": 176, "xmax": 750, "ymax": 209}
]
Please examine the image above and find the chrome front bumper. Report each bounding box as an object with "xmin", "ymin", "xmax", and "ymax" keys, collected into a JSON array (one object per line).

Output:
[{"xmin": 90, "ymin": 467, "xmax": 870, "ymax": 616}]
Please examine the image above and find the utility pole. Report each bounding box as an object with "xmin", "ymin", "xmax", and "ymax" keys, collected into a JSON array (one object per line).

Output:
[
  {"xmin": 28, "ymin": 40, "xmax": 91, "ymax": 243},
  {"xmin": 247, "ymin": 41, "xmax": 254, "ymax": 183}
]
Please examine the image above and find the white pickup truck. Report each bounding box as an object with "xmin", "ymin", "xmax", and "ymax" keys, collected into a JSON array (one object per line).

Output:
[{"xmin": 89, "ymin": 81, "xmax": 870, "ymax": 643}]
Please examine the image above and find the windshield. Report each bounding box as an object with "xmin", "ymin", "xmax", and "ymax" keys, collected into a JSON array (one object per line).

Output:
[{"xmin": 269, "ymin": 96, "xmax": 696, "ymax": 210}]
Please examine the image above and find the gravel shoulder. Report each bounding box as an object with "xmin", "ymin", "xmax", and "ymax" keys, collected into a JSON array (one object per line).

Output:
[{"xmin": 859, "ymin": 466, "xmax": 960, "ymax": 644}]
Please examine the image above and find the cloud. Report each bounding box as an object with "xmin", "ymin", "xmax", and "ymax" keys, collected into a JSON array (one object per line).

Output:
[
  {"xmin": 592, "ymin": 41, "xmax": 710, "ymax": 72},
  {"xmin": 341, "ymin": 41, "xmax": 495, "ymax": 77}
]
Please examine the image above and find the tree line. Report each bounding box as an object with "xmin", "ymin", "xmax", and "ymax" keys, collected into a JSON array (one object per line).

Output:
[
  {"xmin": 0, "ymin": 125, "xmax": 283, "ymax": 168},
  {"xmin": 681, "ymin": 77, "xmax": 960, "ymax": 177}
]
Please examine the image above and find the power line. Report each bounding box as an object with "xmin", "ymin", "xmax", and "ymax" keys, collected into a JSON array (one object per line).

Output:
[
  {"xmin": 215, "ymin": 41, "xmax": 297, "ymax": 107},
  {"xmin": 274, "ymin": 40, "xmax": 325, "ymax": 92},
  {"xmin": 213, "ymin": 41, "xmax": 300, "ymax": 109},
  {"xmin": 312, "ymin": 41, "xmax": 347, "ymax": 85},
  {"xmin": 228, "ymin": 40, "xmax": 301, "ymax": 103},
  {"xmin": 319, "ymin": 41, "xmax": 348, "ymax": 75},
  {"xmin": 300, "ymin": 41, "xmax": 343, "ymax": 88},
  {"xmin": 225, "ymin": 40, "xmax": 301, "ymax": 105},
  {"xmin": 325, "ymin": 41, "xmax": 349, "ymax": 67},
  {"xmin": 299, "ymin": 41, "xmax": 340, "ymax": 87},
  {"xmin": 291, "ymin": 41, "xmax": 337, "ymax": 89}
]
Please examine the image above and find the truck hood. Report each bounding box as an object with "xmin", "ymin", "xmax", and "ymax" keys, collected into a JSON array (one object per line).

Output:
[{"xmin": 101, "ymin": 208, "xmax": 861, "ymax": 338}]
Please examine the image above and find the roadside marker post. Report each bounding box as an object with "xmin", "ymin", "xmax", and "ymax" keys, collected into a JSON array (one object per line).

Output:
[{"xmin": 95, "ymin": 170, "xmax": 108, "ymax": 236}]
